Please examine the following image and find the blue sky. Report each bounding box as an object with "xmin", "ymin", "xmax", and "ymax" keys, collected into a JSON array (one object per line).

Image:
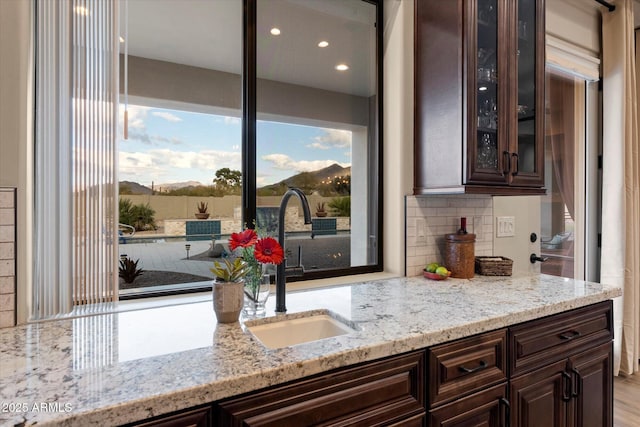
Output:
[{"xmin": 118, "ymin": 104, "xmax": 352, "ymax": 188}]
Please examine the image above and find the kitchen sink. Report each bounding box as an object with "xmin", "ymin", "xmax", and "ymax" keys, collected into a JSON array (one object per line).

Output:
[{"xmin": 245, "ymin": 309, "xmax": 356, "ymax": 349}]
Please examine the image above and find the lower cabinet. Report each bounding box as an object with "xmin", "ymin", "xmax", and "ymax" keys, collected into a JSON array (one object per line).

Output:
[
  {"xmin": 509, "ymin": 300, "xmax": 613, "ymax": 427},
  {"xmin": 215, "ymin": 351, "xmax": 426, "ymax": 426},
  {"xmin": 127, "ymin": 406, "xmax": 212, "ymax": 427},
  {"xmin": 124, "ymin": 301, "xmax": 613, "ymax": 427},
  {"xmin": 429, "ymin": 383, "xmax": 509, "ymax": 427}
]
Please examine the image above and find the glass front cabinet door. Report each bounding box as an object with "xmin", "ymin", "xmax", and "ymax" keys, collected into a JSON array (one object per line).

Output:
[
  {"xmin": 414, "ymin": 0, "xmax": 545, "ymax": 194},
  {"xmin": 467, "ymin": 0, "xmax": 544, "ymax": 187}
]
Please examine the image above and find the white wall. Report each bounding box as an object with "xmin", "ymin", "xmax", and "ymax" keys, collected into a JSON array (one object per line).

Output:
[
  {"xmin": 0, "ymin": 0, "xmax": 32, "ymax": 324},
  {"xmin": 493, "ymin": 196, "xmax": 542, "ymax": 275},
  {"xmin": 382, "ymin": 0, "xmax": 414, "ymax": 275}
]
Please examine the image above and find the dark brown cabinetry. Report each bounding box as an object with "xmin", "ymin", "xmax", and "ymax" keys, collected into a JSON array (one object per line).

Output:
[
  {"xmin": 509, "ymin": 300, "xmax": 613, "ymax": 427},
  {"xmin": 124, "ymin": 301, "xmax": 613, "ymax": 427},
  {"xmin": 127, "ymin": 406, "xmax": 212, "ymax": 427},
  {"xmin": 414, "ymin": 0, "xmax": 545, "ymax": 195},
  {"xmin": 428, "ymin": 330, "xmax": 509, "ymax": 426},
  {"xmin": 215, "ymin": 351, "xmax": 426, "ymax": 426}
]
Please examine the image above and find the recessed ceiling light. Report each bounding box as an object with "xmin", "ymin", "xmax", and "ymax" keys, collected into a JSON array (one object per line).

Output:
[
  {"xmin": 335, "ymin": 64, "xmax": 349, "ymax": 71},
  {"xmin": 479, "ymin": 86, "xmax": 488, "ymax": 91},
  {"xmin": 270, "ymin": 28, "xmax": 281, "ymax": 36},
  {"xmin": 119, "ymin": 36, "xmax": 125, "ymax": 43},
  {"xmin": 74, "ymin": 6, "xmax": 90, "ymax": 16},
  {"xmin": 318, "ymin": 41, "xmax": 329, "ymax": 48}
]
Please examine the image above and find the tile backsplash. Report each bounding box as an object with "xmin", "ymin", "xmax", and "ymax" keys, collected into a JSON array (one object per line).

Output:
[
  {"xmin": 0, "ymin": 188, "xmax": 16, "ymax": 328},
  {"xmin": 406, "ymin": 195, "xmax": 493, "ymax": 277}
]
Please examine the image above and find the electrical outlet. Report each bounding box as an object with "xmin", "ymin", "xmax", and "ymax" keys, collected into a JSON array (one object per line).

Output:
[{"xmin": 496, "ymin": 216, "xmax": 515, "ymax": 237}]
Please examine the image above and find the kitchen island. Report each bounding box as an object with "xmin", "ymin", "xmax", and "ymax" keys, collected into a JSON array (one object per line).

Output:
[{"xmin": 0, "ymin": 274, "xmax": 621, "ymax": 426}]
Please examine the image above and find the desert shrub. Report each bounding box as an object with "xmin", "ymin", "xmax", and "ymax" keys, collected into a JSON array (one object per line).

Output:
[
  {"xmin": 119, "ymin": 256, "xmax": 144, "ymax": 284},
  {"xmin": 119, "ymin": 198, "xmax": 156, "ymax": 231},
  {"xmin": 328, "ymin": 196, "xmax": 350, "ymax": 217}
]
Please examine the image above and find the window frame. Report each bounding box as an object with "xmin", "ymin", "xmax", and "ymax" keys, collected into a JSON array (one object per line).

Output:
[
  {"xmin": 241, "ymin": 0, "xmax": 383, "ymax": 283},
  {"xmin": 120, "ymin": 0, "xmax": 383, "ymax": 299}
]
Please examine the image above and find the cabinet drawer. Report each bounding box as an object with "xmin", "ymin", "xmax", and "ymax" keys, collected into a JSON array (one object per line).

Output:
[
  {"xmin": 510, "ymin": 300, "xmax": 613, "ymax": 376},
  {"xmin": 429, "ymin": 383, "xmax": 508, "ymax": 427},
  {"xmin": 215, "ymin": 351, "xmax": 426, "ymax": 426},
  {"xmin": 429, "ymin": 329, "xmax": 507, "ymax": 407}
]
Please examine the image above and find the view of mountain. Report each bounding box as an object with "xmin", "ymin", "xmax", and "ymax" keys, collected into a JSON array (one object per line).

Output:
[
  {"xmin": 119, "ymin": 164, "xmax": 350, "ymax": 196},
  {"xmin": 156, "ymin": 181, "xmax": 204, "ymax": 191},
  {"xmin": 119, "ymin": 181, "xmax": 153, "ymax": 195},
  {"xmin": 258, "ymin": 163, "xmax": 351, "ymax": 195}
]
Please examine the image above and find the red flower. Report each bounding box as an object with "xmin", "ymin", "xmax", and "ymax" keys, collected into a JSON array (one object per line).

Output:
[
  {"xmin": 254, "ymin": 237, "xmax": 284, "ymax": 265},
  {"xmin": 229, "ymin": 229, "xmax": 258, "ymax": 250}
]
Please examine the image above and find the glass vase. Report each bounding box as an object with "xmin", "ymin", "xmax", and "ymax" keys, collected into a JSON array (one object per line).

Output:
[{"xmin": 243, "ymin": 265, "xmax": 271, "ymax": 318}]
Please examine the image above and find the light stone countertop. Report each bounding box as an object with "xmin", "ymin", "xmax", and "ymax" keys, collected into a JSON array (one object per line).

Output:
[{"xmin": 0, "ymin": 274, "xmax": 622, "ymax": 426}]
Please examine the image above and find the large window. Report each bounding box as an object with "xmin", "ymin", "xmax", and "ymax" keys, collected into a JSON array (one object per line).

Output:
[{"xmin": 117, "ymin": 0, "xmax": 381, "ymax": 296}]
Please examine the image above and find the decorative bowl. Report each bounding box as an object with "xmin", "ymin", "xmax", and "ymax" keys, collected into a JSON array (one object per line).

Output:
[{"xmin": 423, "ymin": 270, "xmax": 450, "ymax": 280}]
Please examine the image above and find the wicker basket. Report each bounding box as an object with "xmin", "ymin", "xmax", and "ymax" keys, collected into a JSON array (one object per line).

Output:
[{"xmin": 475, "ymin": 256, "xmax": 513, "ymax": 276}]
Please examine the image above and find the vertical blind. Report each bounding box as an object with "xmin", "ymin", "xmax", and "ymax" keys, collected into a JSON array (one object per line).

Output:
[{"xmin": 34, "ymin": 0, "xmax": 119, "ymax": 319}]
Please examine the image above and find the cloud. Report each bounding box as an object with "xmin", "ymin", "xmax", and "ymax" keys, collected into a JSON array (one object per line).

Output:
[
  {"xmin": 119, "ymin": 149, "xmax": 241, "ymax": 182},
  {"xmin": 224, "ymin": 117, "xmax": 241, "ymax": 125},
  {"xmin": 124, "ymin": 131, "xmax": 184, "ymax": 146},
  {"xmin": 307, "ymin": 129, "xmax": 352, "ymax": 150},
  {"xmin": 152, "ymin": 111, "xmax": 183, "ymax": 122},
  {"xmin": 120, "ymin": 105, "xmax": 150, "ymax": 130},
  {"xmin": 262, "ymin": 153, "xmax": 350, "ymax": 172}
]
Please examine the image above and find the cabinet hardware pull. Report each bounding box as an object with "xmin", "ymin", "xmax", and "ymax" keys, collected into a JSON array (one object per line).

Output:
[
  {"xmin": 500, "ymin": 397, "xmax": 511, "ymax": 427},
  {"xmin": 559, "ymin": 330, "xmax": 581, "ymax": 340},
  {"xmin": 571, "ymin": 367, "xmax": 582, "ymax": 398},
  {"xmin": 511, "ymin": 152, "xmax": 519, "ymax": 176},
  {"xmin": 458, "ymin": 360, "xmax": 488, "ymax": 373},
  {"xmin": 561, "ymin": 371, "xmax": 572, "ymax": 402},
  {"xmin": 503, "ymin": 151, "xmax": 511, "ymax": 175}
]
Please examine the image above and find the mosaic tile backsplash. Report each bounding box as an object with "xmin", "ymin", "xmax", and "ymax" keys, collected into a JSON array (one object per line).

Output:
[{"xmin": 406, "ymin": 195, "xmax": 493, "ymax": 277}]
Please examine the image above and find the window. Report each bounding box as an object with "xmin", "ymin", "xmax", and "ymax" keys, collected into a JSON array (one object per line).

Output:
[{"xmin": 117, "ymin": 0, "xmax": 382, "ymax": 296}]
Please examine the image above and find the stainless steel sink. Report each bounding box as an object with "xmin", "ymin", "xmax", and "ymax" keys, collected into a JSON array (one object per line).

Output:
[{"xmin": 245, "ymin": 309, "xmax": 356, "ymax": 349}]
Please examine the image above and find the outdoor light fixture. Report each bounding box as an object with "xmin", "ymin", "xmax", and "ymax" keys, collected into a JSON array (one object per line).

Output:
[
  {"xmin": 120, "ymin": 254, "xmax": 127, "ymax": 262},
  {"xmin": 185, "ymin": 244, "xmax": 191, "ymax": 259}
]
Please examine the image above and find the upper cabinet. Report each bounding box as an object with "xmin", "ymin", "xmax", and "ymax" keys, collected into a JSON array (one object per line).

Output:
[{"xmin": 414, "ymin": 0, "xmax": 545, "ymax": 195}]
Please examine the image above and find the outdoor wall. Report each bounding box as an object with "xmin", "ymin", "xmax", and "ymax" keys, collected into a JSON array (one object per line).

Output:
[{"xmin": 121, "ymin": 194, "xmax": 348, "ymax": 223}]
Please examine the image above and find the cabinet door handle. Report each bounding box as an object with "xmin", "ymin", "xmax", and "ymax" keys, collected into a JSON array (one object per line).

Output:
[
  {"xmin": 511, "ymin": 153, "xmax": 519, "ymax": 176},
  {"xmin": 500, "ymin": 397, "xmax": 511, "ymax": 427},
  {"xmin": 561, "ymin": 371, "xmax": 572, "ymax": 402},
  {"xmin": 503, "ymin": 151, "xmax": 511, "ymax": 175},
  {"xmin": 559, "ymin": 330, "xmax": 581, "ymax": 341},
  {"xmin": 458, "ymin": 360, "xmax": 488, "ymax": 373},
  {"xmin": 571, "ymin": 367, "xmax": 582, "ymax": 398}
]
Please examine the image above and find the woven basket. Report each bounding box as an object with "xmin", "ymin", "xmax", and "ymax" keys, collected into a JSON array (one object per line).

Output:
[{"xmin": 475, "ymin": 256, "xmax": 513, "ymax": 276}]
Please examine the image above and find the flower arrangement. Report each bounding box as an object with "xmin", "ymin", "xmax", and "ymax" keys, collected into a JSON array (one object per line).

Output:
[{"xmin": 210, "ymin": 229, "xmax": 284, "ymax": 304}]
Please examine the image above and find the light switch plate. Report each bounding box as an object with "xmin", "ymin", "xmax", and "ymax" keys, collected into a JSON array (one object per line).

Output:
[{"xmin": 496, "ymin": 216, "xmax": 515, "ymax": 237}]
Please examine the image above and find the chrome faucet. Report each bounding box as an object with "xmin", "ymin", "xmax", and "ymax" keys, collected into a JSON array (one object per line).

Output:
[{"xmin": 276, "ymin": 187, "xmax": 312, "ymax": 313}]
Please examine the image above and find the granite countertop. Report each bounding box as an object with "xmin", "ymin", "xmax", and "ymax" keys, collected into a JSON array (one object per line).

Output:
[{"xmin": 0, "ymin": 274, "xmax": 622, "ymax": 426}]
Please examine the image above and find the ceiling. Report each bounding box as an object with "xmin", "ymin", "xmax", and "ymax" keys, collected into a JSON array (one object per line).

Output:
[{"xmin": 121, "ymin": 0, "xmax": 377, "ymax": 97}]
